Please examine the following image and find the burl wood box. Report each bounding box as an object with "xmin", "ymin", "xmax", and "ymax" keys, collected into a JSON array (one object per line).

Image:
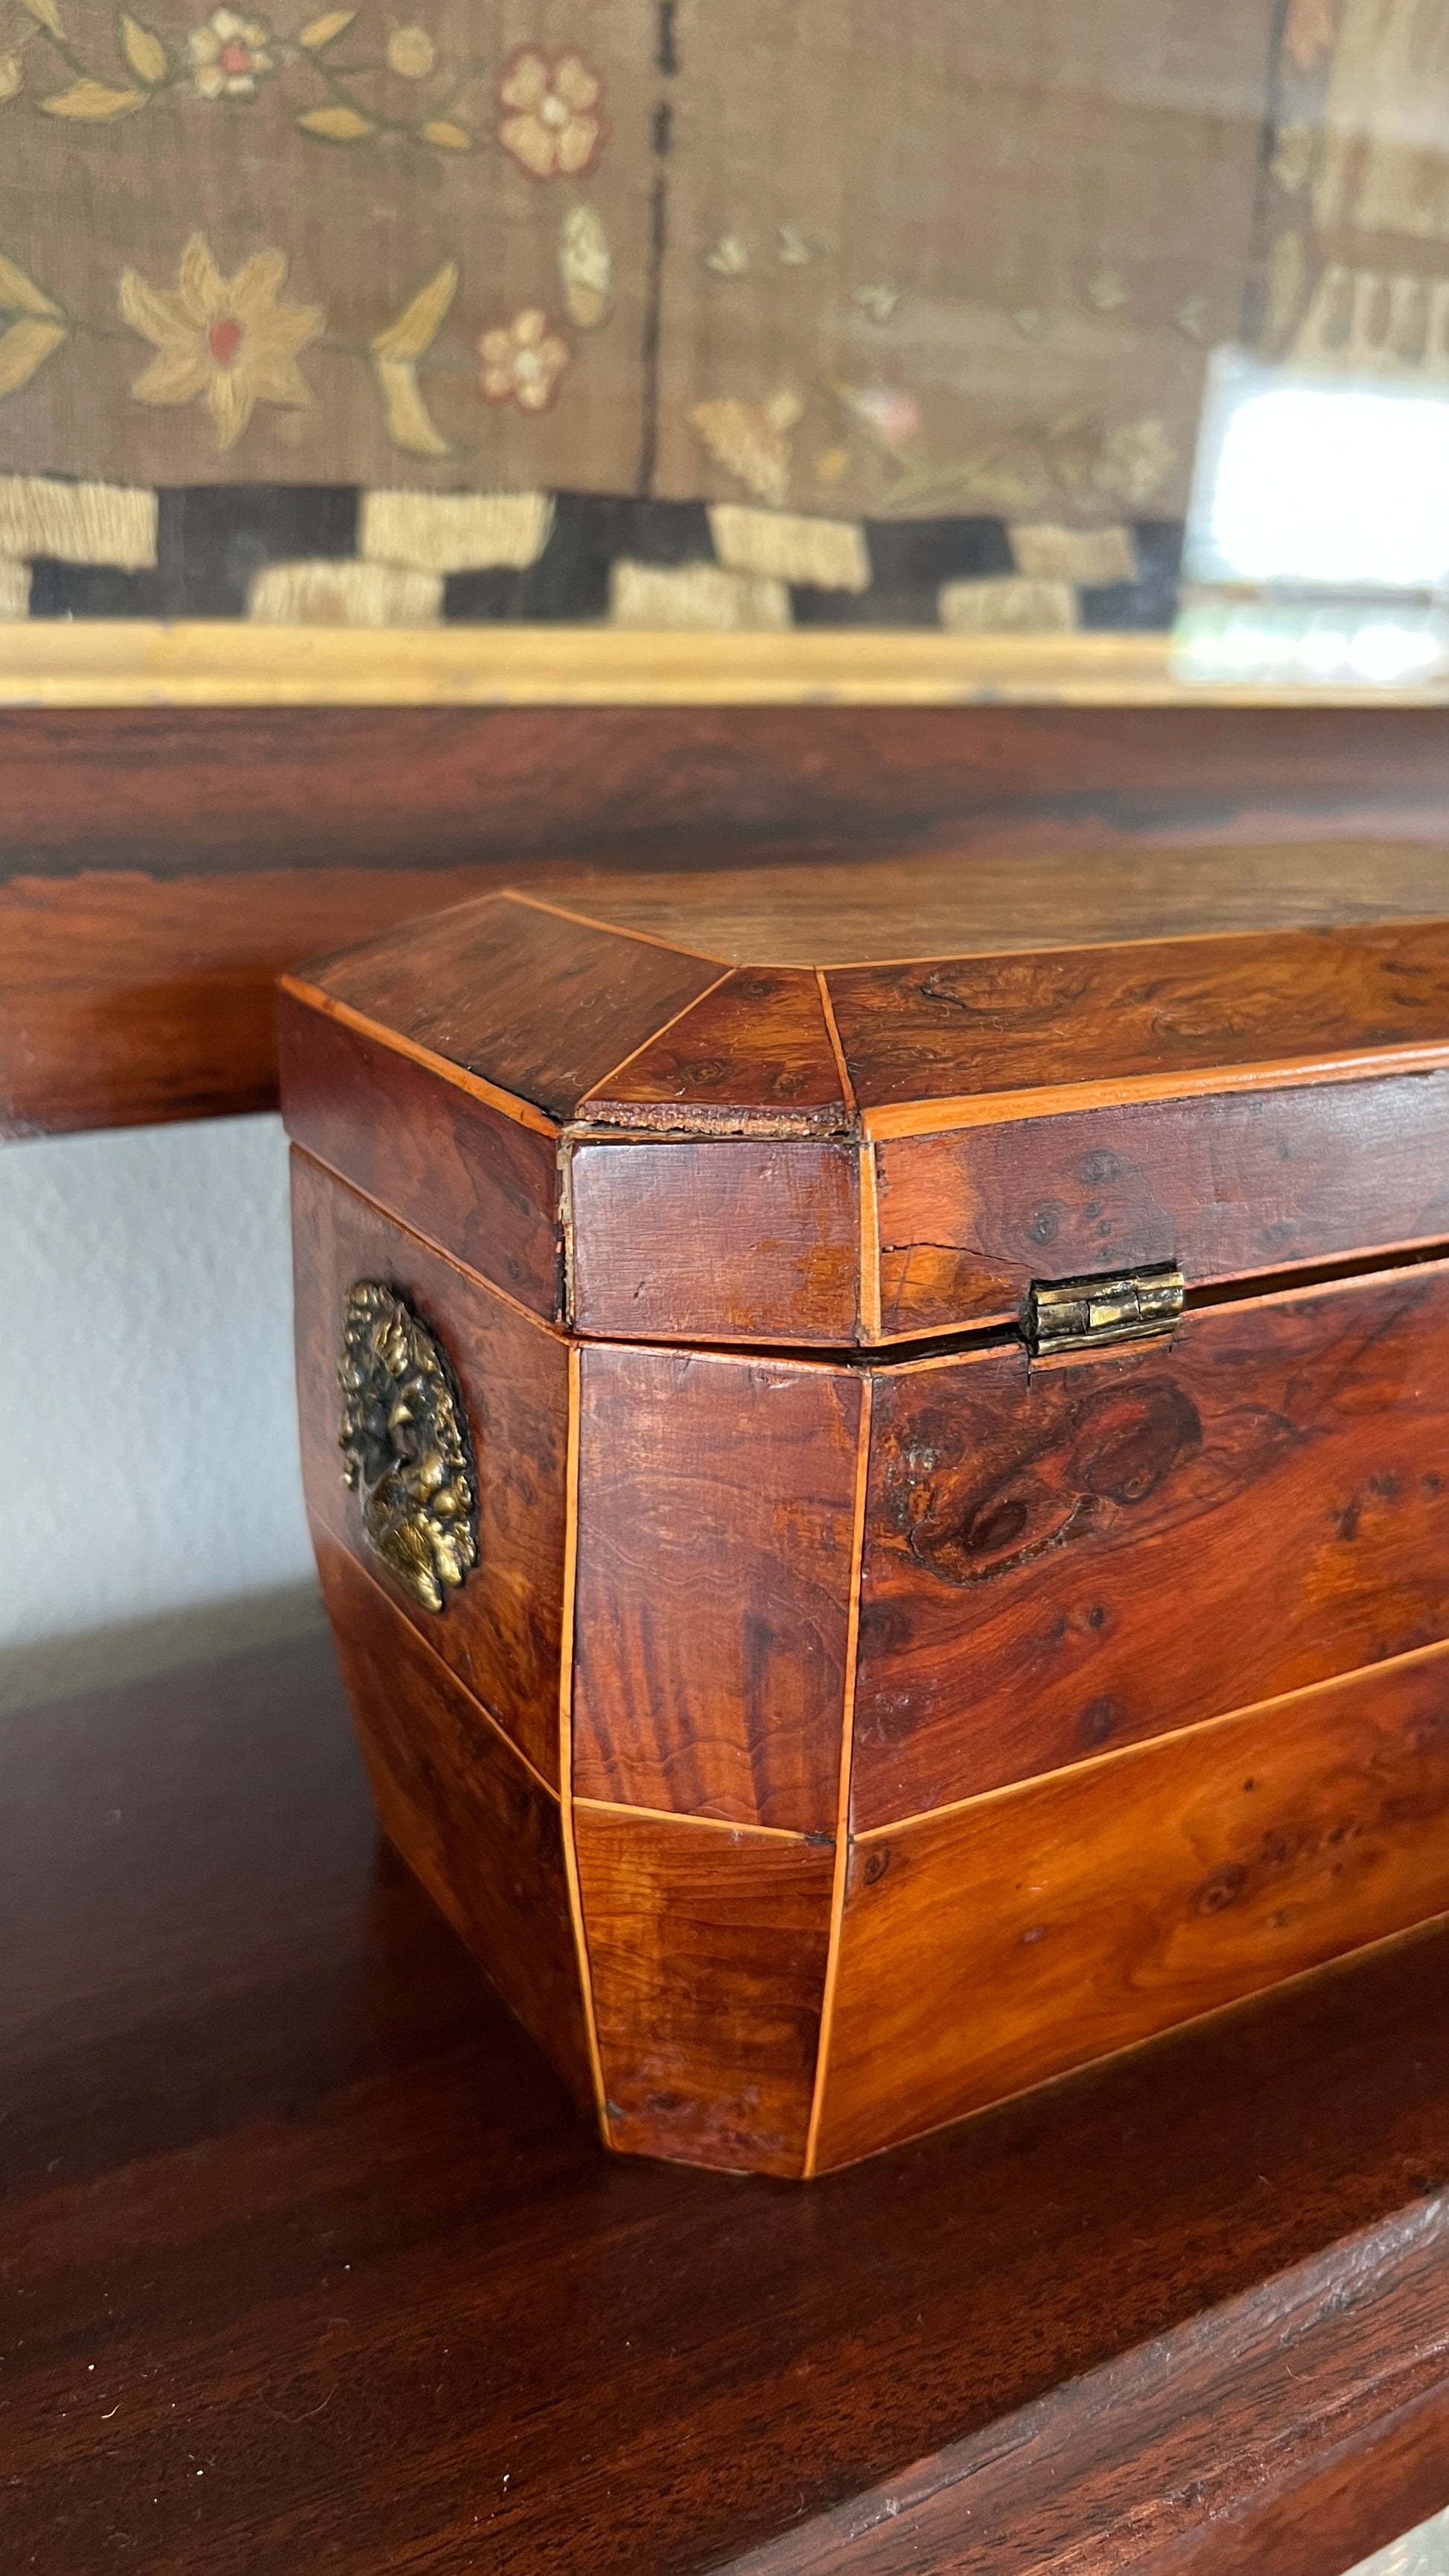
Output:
[{"xmin": 280, "ymin": 844, "xmax": 1449, "ymax": 2178}]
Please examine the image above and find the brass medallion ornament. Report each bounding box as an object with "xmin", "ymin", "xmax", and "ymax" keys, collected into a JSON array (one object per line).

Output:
[{"xmin": 338, "ymin": 1281, "xmax": 477, "ymax": 1613}]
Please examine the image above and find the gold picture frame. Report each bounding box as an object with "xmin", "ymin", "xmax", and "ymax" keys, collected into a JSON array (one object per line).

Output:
[{"xmin": 2, "ymin": 622, "xmax": 1447, "ymax": 707}]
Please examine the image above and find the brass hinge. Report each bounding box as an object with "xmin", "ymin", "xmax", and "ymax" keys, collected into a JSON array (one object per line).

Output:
[{"xmin": 1026, "ymin": 1262, "xmax": 1185, "ymax": 1358}]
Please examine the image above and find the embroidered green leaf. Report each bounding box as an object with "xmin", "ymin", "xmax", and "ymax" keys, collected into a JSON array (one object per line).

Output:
[
  {"xmin": 0, "ymin": 315, "xmax": 67, "ymax": 398},
  {"xmin": 20, "ymin": 0, "xmax": 64, "ymax": 36},
  {"xmin": 371, "ymin": 258, "xmax": 456, "ymax": 360},
  {"xmin": 0, "ymin": 251, "xmax": 60, "ymax": 316},
  {"xmin": 298, "ymin": 9, "xmax": 356, "ymax": 48},
  {"xmin": 421, "ymin": 118, "xmax": 468, "ymax": 148},
  {"xmin": 296, "ymin": 101, "xmax": 374, "ymax": 138},
  {"xmin": 42, "ymin": 77, "xmax": 145, "ymax": 115},
  {"xmin": 118, "ymin": 13, "xmax": 168, "ymax": 82},
  {"xmin": 373, "ymin": 354, "xmax": 450, "ymax": 456}
]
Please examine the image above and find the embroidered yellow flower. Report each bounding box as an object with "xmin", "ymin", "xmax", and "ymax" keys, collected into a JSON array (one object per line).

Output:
[
  {"xmin": 386, "ymin": 22, "xmax": 435, "ymax": 77},
  {"xmin": 188, "ymin": 7, "xmax": 273, "ymax": 96},
  {"xmin": 119, "ymin": 233, "xmax": 322, "ymax": 450},
  {"xmin": 478, "ymin": 307, "xmax": 570, "ymax": 411},
  {"xmin": 497, "ymin": 46, "xmax": 604, "ymax": 179}
]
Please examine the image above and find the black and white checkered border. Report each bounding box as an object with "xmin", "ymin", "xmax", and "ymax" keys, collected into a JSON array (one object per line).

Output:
[{"xmin": 10, "ymin": 485, "xmax": 1184, "ymax": 628}]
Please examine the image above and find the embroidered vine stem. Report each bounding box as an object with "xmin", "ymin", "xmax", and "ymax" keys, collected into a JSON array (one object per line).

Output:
[{"xmin": 7, "ymin": 1, "xmax": 487, "ymax": 150}]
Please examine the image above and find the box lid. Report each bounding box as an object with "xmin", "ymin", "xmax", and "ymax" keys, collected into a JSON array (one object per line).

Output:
[{"xmin": 280, "ymin": 841, "xmax": 1449, "ymax": 1350}]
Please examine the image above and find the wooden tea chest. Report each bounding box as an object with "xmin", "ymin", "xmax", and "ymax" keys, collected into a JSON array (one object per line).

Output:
[{"xmin": 281, "ymin": 841, "xmax": 1449, "ymax": 2178}]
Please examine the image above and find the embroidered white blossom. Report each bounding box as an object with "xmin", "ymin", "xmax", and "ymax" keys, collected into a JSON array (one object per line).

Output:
[
  {"xmin": 188, "ymin": 8, "xmax": 273, "ymax": 99},
  {"xmin": 478, "ymin": 307, "xmax": 571, "ymax": 412}
]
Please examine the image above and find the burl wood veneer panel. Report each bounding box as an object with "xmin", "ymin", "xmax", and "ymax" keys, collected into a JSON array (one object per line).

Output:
[
  {"xmin": 873, "ymin": 1071, "xmax": 1449, "ymax": 1336},
  {"xmin": 278, "ymin": 987, "xmax": 561, "ymax": 1319},
  {"xmin": 292, "ymin": 1151, "xmax": 569, "ymax": 1787},
  {"xmin": 573, "ymin": 1804, "xmax": 834, "ymax": 2178},
  {"xmin": 580, "ymin": 966, "xmax": 852, "ymax": 1135},
  {"xmin": 855, "ymin": 1260, "xmax": 1449, "ymax": 1826},
  {"xmin": 816, "ymin": 1640, "xmax": 1449, "ymax": 2171},
  {"xmin": 316, "ymin": 1539, "xmax": 593, "ymax": 2115},
  {"xmin": 567, "ymin": 1135, "xmax": 862, "ymax": 1344},
  {"xmin": 307, "ymin": 892, "xmax": 722, "ymax": 1122},
  {"xmin": 827, "ymin": 922, "xmax": 1449, "ymax": 1118},
  {"xmin": 572, "ymin": 1345, "xmax": 862, "ymax": 1833}
]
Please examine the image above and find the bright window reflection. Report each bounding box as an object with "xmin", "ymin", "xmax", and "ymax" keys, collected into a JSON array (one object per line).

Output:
[
  {"xmin": 1187, "ymin": 353, "xmax": 1449, "ymax": 594},
  {"xmin": 1173, "ymin": 599, "xmax": 1449, "ymax": 689}
]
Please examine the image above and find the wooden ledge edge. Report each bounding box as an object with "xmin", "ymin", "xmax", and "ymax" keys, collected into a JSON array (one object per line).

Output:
[
  {"xmin": 4, "ymin": 621, "xmax": 1449, "ymax": 707},
  {"xmin": 720, "ymin": 2188, "xmax": 1449, "ymax": 2576}
]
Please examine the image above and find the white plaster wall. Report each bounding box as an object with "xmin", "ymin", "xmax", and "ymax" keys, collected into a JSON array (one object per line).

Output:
[{"xmin": 0, "ymin": 1113, "xmax": 320, "ymax": 1709}]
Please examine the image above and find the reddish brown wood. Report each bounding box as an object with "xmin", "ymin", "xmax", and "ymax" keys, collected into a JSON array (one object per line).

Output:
[
  {"xmin": 826, "ymin": 921, "xmax": 1449, "ymax": 1115},
  {"xmin": 573, "ymin": 1802, "xmax": 835, "ymax": 2178},
  {"xmin": 311, "ymin": 890, "xmax": 721, "ymax": 1121},
  {"xmin": 875, "ymin": 1071, "xmax": 1449, "ymax": 1335},
  {"xmin": 582, "ymin": 965, "xmax": 853, "ymax": 1135},
  {"xmin": 567, "ymin": 1133, "xmax": 862, "ymax": 1344},
  {"xmin": 290, "ymin": 854, "xmax": 1449, "ymax": 1146},
  {"xmin": 564, "ymin": 835, "xmax": 1449, "ymax": 963},
  {"xmin": 316, "ymin": 1539, "xmax": 595, "ymax": 2114},
  {"xmin": 0, "ymin": 862, "xmax": 518, "ymax": 1137},
  {"xmin": 279, "ymin": 847, "xmax": 1449, "ymax": 1351},
  {"xmin": 854, "ymin": 1260, "xmax": 1449, "ymax": 1823},
  {"xmin": 573, "ymin": 1344, "xmax": 862, "ymax": 1832},
  {"xmin": 1155, "ymin": 2372, "xmax": 1449, "ymax": 2576},
  {"xmin": 727, "ymin": 2200, "xmax": 1449, "ymax": 2575},
  {"xmin": 285, "ymin": 842, "xmax": 1449, "ymax": 2184},
  {"xmin": 818, "ymin": 1639, "xmax": 1449, "ymax": 2172},
  {"xmin": 278, "ymin": 988, "xmax": 563, "ymax": 1319},
  {"xmin": 10, "ymin": 701, "xmax": 1449, "ymax": 1141},
  {"xmin": 13, "ymin": 708, "xmax": 1449, "ymax": 877},
  {"xmin": 293, "ymin": 1151, "xmax": 570, "ymax": 1785},
  {"xmin": 9, "ymin": 1627, "xmax": 1449, "ymax": 2572}
]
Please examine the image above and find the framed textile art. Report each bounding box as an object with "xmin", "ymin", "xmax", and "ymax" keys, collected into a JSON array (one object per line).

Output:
[{"xmin": 1, "ymin": 0, "xmax": 1448, "ymax": 704}]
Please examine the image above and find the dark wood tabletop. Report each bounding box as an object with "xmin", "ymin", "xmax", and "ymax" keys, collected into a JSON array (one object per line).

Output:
[{"xmin": 6, "ymin": 1630, "xmax": 1449, "ymax": 2575}]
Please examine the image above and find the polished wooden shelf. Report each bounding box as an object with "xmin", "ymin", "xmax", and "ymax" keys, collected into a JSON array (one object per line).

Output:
[
  {"xmin": 7, "ymin": 701, "xmax": 1449, "ymax": 1143},
  {"xmin": 6, "ymin": 1630, "xmax": 1449, "ymax": 2573}
]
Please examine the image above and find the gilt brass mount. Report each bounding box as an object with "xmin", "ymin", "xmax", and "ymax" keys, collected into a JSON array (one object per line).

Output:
[{"xmin": 338, "ymin": 1281, "xmax": 478, "ymax": 1613}]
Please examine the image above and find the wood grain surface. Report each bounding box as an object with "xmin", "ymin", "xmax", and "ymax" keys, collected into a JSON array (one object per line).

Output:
[
  {"xmin": 1, "ymin": 861, "xmax": 517, "ymax": 1137},
  {"xmin": 727, "ymin": 2198, "xmax": 1449, "ymax": 2576},
  {"xmin": 278, "ymin": 844, "xmax": 1449, "ymax": 1351},
  {"xmin": 9, "ymin": 701, "xmax": 1449, "ymax": 1141},
  {"xmin": 873, "ymin": 1071, "xmax": 1449, "ymax": 1335},
  {"xmin": 549, "ymin": 838, "xmax": 1449, "ymax": 963},
  {"xmin": 17, "ymin": 711, "xmax": 1449, "ymax": 883},
  {"xmin": 316, "ymin": 1540, "xmax": 594, "ymax": 2116},
  {"xmin": 278, "ymin": 989, "xmax": 563, "ymax": 1319},
  {"xmin": 292, "ymin": 1151, "xmax": 569, "ymax": 1785},
  {"xmin": 295, "ymin": 857, "xmax": 1449, "ymax": 1138},
  {"xmin": 9, "ymin": 1625, "xmax": 1449, "ymax": 2572},
  {"xmin": 567, "ymin": 1132, "xmax": 862, "ymax": 1345},
  {"xmin": 827, "ymin": 920, "xmax": 1449, "ymax": 1115},
  {"xmin": 310, "ymin": 891, "xmax": 722, "ymax": 1122},
  {"xmin": 573, "ymin": 1344, "xmax": 862, "ymax": 1833},
  {"xmin": 854, "ymin": 1259, "xmax": 1449, "ymax": 1823},
  {"xmin": 818, "ymin": 1639, "xmax": 1449, "ymax": 2172},
  {"xmin": 574, "ymin": 1802, "xmax": 835, "ymax": 2178},
  {"xmin": 581, "ymin": 965, "xmax": 853, "ymax": 1136}
]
